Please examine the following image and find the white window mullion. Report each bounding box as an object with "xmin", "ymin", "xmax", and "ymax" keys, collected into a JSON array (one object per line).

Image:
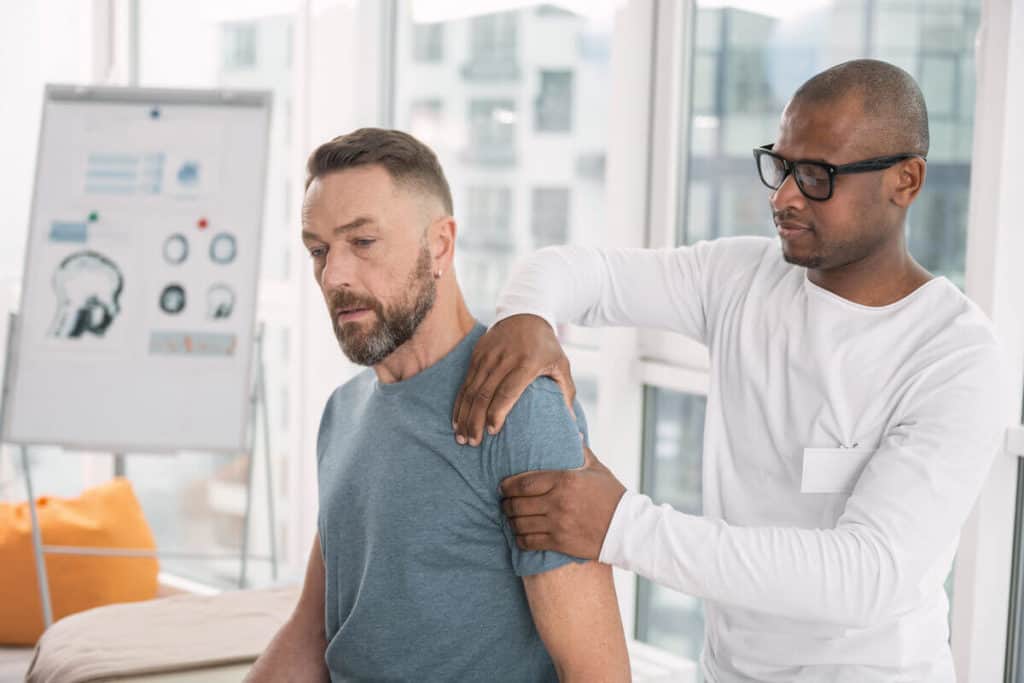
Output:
[
  {"xmin": 591, "ymin": 0, "xmax": 659, "ymax": 639},
  {"xmin": 646, "ymin": 0, "xmax": 691, "ymax": 252},
  {"xmin": 639, "ymin": 0, "xmax": 710, "ymax": 373}
]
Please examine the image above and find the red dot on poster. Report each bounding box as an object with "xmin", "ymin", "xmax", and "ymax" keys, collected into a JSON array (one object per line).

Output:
[{"xmin": 198, "ymin": 218, "xmax": 208, "ymax": 229}]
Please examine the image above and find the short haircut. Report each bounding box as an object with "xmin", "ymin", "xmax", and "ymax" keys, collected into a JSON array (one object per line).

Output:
[
  {"xmin": 305, "ymin": 128, "xmax": 453, "ymax": 215},
  {"xmin": 791, "ymin": 59, "xmax": 929, "ymax": 157}
]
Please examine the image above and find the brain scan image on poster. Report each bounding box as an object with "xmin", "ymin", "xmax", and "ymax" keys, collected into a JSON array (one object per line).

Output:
[{"xmin": 48, "ymin": 250, "xmax": 124, "ymax": 339}]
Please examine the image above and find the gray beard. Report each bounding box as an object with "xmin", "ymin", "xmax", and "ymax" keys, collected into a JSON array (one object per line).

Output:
[{"xmin": 333, "ymin": 246, "xmax": 437, "ymax": 366}]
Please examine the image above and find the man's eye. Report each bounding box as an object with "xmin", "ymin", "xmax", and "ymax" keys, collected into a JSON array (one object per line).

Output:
[
  {"xmin": 352, "ymin": 239, "xmax": 376, "ymax": 249},
  {"xmin": 309, "ymin": 247, "xmax": 326, "ymax": 258}
]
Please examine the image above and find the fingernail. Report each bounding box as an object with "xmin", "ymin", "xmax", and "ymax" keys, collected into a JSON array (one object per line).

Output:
[
  {"xmin": 456, "ymin": 435, "xmax": 466, "ymax": 445},
  {"xmin": 452, "ymin": 421, "xmax": 458, "ymax": 430},
  {"xmin": 487, "ymin": 425, "xmax": 496, "ymax": 435}
]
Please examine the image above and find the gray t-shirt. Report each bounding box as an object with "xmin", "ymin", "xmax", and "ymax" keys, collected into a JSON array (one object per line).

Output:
[{"xmin": 317, "ymin": 323, "xmax": 588, "ymax": 682}]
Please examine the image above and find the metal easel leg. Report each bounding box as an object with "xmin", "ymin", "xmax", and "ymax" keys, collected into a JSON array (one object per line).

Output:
[
  {"xmin": 234, "ymin": 325, "xmax": 262, "ymax": 589},
  {"xmin": 112, "ymin": 453, "xmax": 126, "ymax": 477},
  {"xmin": 238, "ymin": 382, "xmax": 258, "ymax": 589},
  {"xmin": 256, "ymin": 323, "xmax": 278, "ymax": 581},
  {"xmin": 21, "ymin": 445, "xmax": 54, "ymax": 629}
]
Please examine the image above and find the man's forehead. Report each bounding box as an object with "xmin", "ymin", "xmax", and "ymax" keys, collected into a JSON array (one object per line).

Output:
[
  {"xmin": 307, "ymin": 166, "xmax": 395, "ymax": 203},
  {"xmin": 304, "ymin": 169, "xmax": 393, "ymax": 217},
  {"xmin": 300, "ymin": 168, "xmax": 436, "ymax": 242},
  {"xmin": 775, "ymin": 96, "xmax": 873, "ymax": 161}
]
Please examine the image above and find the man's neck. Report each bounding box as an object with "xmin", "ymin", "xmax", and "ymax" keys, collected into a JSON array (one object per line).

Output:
[
  {"xmin": 374, "ymin": 288, "xmax": 476, "ymax": 384},
  {"xmin": 807, "ymin": 242, "xmax": 934, "ymax": 307}
]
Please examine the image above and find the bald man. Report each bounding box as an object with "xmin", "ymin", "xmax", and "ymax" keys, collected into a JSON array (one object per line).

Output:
[{"xmin": 451, "ymin": 59, "xmax": 1006, "ymax": 682}]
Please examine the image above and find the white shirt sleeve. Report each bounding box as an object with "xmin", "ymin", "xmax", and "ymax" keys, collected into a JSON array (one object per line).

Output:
[
  {"xmin": 599, "ymin": 342, "xmax": 1007, "ymax": 628},
  {"xmin": 493, "ymin": 243, "xmax": 714, "ymax": 343}
]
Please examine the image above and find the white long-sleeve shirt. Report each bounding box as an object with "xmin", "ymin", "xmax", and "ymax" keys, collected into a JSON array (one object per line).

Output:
[{"xmin": 494, "ymin": 237, "xmax": 1006, "ymax": 683}]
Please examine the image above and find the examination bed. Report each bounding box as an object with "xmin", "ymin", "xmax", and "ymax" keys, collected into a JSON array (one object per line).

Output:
[
  {"xmin": 24, "ymin": 585, "xmax": 696, "ymax": 682},
  {"xmin": 25, "ymin": 586, "xmax": 298, "ymax": 683}
]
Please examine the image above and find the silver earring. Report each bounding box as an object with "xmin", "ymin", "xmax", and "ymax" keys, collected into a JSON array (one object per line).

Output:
[{"xmin": 435, "ymin": 269, "xmax": 442, "ymax": 279}]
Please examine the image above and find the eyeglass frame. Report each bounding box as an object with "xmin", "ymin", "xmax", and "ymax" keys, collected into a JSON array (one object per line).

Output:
[{"xmin": 752, "ymin": 143, "xmax": 926, "ymax": 201}]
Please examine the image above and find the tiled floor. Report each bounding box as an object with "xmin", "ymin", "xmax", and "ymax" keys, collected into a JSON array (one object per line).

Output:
[{"xmin": 0, "ymin": 646, "xmax": 32, "ymax": 682}]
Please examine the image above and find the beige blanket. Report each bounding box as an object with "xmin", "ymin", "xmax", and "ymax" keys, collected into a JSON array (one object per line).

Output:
[{"xmin": 25, "ymin": 587, "xmax": 299, "ymax": 683}]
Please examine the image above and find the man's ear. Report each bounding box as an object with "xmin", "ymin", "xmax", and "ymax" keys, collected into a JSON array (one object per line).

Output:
[
  {"xmin": 890, "ymin": 156, "xmax": 926, "ymax": 208},
  {"xmin": 429, "ymin": 216, "xmax": 457, "ymax": 274}
]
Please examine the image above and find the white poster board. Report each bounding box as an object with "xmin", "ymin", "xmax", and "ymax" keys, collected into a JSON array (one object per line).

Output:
[{"xmin": 1, "ymin": 85, "xmax": 271, "ymax": 453}]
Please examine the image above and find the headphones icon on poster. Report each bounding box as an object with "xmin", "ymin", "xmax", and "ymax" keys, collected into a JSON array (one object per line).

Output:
[{"xmin": 207, "ymin": 283, "xmax": 235, "ymax": 320}]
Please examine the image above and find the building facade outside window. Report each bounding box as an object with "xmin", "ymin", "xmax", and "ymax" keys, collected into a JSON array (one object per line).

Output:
[
  {"xmin": 531, "ymin": 186, "xmax": 571, "ymax": 247},
  {"xmin": 535, "ymin": 70, "xmax": 574, "ymax": 132},
  {"xmin": 412, "ymin": 22, "xmax": 444, "ymax": 62}
]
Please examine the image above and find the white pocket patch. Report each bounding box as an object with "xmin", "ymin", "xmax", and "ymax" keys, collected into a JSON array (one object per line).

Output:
[{"xmin": 800, "ymin": 448, "xmax": 875, "ymax": 494}]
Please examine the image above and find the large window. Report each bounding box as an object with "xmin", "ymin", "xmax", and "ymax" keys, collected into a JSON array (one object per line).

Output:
[{"xmin": 636, "ymin": 388, "xmax": 706, "ymax": 661}]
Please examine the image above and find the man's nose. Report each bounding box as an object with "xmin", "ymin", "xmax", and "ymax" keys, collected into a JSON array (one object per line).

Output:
[
  {"xmin": 769, "ymin": 172, "xmax": 807, "ymax": 213},
  {"xmin": 320, "ymin": 248, "xmax": 355, "ymax": 291}
]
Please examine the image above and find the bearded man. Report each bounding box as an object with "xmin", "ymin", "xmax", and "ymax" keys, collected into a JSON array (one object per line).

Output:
[{"xmin": 244, "ymin": 128, "xmax": 630, "ymax": 682}]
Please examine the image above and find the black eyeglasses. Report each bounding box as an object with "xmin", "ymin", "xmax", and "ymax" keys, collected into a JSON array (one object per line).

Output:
[{"xmin": 752, "ymin": 143, "xmax": 925, "ymax": 201}]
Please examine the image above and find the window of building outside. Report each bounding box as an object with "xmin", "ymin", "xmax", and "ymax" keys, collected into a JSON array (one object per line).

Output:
[
  {"xmin": 462, "ymin": 12, "xmax": 520, "ymax": 81},
  {"xmin": 535, "ymin": 70, "xmax": 574, "ymax": 132},
  {"xmin": 394, "ymin": 4, "xmax": 613, "ymax": 332},
  {"xmin": 466, "ymin": 99, "xmax": 518, "ymax": 166},
  {"xmin": 465, "ymin": 186, "xmax": 514, "ymax": 249},
  {"xmin": 531, "ymin": 187, "xmax": 571, "ymax": 247},
  {"xmin": 470, "ymin": 12, "xmax": 517, "ymax": 62},
  {"xmin": 460, "ymin": 187, "xmax": 514, "ymax": 318},
  {"xmin": 413, "ymin": 22, "xmax": 444, "ymax": 62},
  {"xmin": 222, "ymin": 23, "xmax": 259, "ymax": 69}
]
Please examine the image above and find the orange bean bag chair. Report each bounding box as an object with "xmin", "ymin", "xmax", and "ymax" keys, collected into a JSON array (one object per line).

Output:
[{"xmin": 0, "ymin": 477, "xmax": 159, "ymax": 644}]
